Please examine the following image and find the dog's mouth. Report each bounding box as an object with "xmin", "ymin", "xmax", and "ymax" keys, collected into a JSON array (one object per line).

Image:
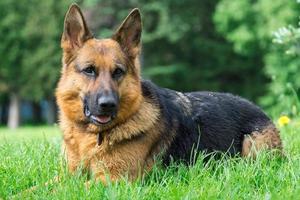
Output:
[
  {"xmin": 84, "ymin": 106, "xmax": 114, "ymax": 125},
  {"xmin": 90, "ymin": 115, "xmax": 112, "ymax": 124}
]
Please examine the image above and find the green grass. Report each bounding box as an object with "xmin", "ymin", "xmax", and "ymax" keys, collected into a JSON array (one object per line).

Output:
[
  {"xmin": 0, "ymin": 125, "xmax": 61, "ymax": 142},
  {"xmin": 0, "ymin": 123, "xmax": 299, "ymax": 199}
]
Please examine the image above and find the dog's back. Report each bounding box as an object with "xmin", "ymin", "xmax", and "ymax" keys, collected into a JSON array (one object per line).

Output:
[{"xmin": 142, "ymin": 80, "xmax": 282, "ymax": 164}]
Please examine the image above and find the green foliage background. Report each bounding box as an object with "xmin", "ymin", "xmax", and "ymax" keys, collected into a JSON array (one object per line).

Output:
[
  {"xmin": 0, "ymin": 0, "xmax": 72, "ymax": 101},
  {"xmin": 214, "ymin": 0, "xmax": 300, "ymax": 116},
  {"xmin": 1, "ymin": 0, "xmax": 300, "ymax": 123}
]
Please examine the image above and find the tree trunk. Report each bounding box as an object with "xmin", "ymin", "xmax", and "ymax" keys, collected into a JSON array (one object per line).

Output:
[
  {"xmin": 7, "ymin": 93, "xmax": 20, "ymax": 129},
  {"xmin": 46, "ymin": 98, "xmax": 57, "ymax": 125}
]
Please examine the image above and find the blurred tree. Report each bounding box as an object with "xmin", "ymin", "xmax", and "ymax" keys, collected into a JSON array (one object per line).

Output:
[
  {"xmin": 264, "ymin": 23, "xmax": 300, "ymax": 116},
  {"xmin": 0, "ymin": 0, "xmax": 72, "ymax": 128},
  {"xmin": 0, "ymin": 0, "xmax": 298, "ymax": 126},
  {"xmin": 214, "ymin": 0, "xmax": 299, "ymax": 116}
]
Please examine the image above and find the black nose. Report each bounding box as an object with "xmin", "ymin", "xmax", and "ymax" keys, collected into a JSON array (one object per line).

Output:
[{"xmin": 98, "ymin": 96, "xmax": 117, "ymax": 110}]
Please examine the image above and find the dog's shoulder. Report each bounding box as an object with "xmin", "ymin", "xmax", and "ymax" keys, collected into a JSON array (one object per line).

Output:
[{"xmin": 141, "ymin": 80, "xmax": 194, "ymax": 125}]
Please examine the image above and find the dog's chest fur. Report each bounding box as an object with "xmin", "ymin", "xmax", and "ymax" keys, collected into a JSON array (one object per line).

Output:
[{"xmin": 61, "ymin": 98, "xmax": 165, "ymax": 181}]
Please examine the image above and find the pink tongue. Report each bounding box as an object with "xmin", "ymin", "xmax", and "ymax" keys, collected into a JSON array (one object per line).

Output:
[{"xmin": 95, "ymin": 115, "xmax": 111, "ymax": 124}]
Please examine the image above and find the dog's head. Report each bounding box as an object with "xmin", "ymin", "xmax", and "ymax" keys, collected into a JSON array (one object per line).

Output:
[{"xmin": 56, "ymin": 4, "xmax": 143, "ymax": 130}]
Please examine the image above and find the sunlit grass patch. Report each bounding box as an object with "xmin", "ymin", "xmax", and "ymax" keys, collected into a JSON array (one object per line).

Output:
[{"xmin": 0, "ymin": 125, "xmax": 61, "ymax": 143}]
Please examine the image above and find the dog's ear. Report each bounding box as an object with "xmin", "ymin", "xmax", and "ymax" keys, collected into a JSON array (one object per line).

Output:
[
  {"xmin": 61, "ymin": 4, "xmax": 93, "ymax": 50},
  {"xmin": 112, "ymin": 8, "xmax": 142, "ymax": 58}
]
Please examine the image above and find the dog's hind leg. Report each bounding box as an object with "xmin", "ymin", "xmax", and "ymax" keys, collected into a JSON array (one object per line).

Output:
[{"xmin": 241, "ymin": 124, "xmax": 283, "ymax": 158}]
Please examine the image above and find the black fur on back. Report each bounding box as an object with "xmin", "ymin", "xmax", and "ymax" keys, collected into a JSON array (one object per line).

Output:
[{"xmin": 141, "ymin": 80, "xmax": 273, "ymax": 165}]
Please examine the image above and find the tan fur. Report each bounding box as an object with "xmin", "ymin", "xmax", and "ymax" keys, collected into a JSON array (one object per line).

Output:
[
  {"xmin": 57, "ymin": 39, "xmax": 163, "ymax": 182},
  {"xmin": 60, "ymin": 99, "xmax": 163, "ymax": 182},
  {"xmin": 242, "ymin": 124, "xmax": 282, "ymax": 157},
  {"xmin": 56, "ymin": 5, "xmax": 167, "ymax": 182}
]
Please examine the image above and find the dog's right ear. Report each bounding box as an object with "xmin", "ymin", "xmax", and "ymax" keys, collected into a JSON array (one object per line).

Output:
[{"xmin": 61, "ymin": 4, "xmax": 93, "ymax": 51}]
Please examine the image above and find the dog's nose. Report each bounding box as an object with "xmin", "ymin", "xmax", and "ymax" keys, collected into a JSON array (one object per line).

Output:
[{"xmin": 98, "ymin": 96, "xmax": 117, "ymax": 110}]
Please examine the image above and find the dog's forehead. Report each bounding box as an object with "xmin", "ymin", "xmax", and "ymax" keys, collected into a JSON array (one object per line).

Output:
[{"xmin": 77, "ymin": 39, "xmax": 125, "ymax": 67}]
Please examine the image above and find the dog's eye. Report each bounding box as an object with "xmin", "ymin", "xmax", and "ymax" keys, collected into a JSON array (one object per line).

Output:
[
  {"xmin": 82, "ymin": 65, "xmax": 96, "ymax": 76},
  {"xmin": 112, "ymin": 67, "xmax": 125, "ymax": 80}
]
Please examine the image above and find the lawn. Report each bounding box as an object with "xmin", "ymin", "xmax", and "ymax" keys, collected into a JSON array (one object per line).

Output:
[{"xmin": 0, "ymin": 122, "xmax": 299, "ymax": 199}]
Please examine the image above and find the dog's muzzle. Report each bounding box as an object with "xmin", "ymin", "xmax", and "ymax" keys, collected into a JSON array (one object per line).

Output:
[{"xmin": 84, "ymin": 92, "xmax": 119, "ymax": 125}]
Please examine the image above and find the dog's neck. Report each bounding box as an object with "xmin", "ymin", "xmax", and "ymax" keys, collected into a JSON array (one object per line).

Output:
[{"xmin": 103, "ymin": 97, "xmax": 160, "ymax": 146}]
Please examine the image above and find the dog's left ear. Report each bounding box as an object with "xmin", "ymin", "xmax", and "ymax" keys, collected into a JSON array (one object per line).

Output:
[{"xmin": 112, "ymin": 8, "xmax": 142, "ymax": 58}]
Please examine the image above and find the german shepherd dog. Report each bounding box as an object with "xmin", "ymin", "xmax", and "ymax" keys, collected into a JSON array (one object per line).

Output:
[{"xmin": 56, "ymin": 4, "xmax": 282, "ymax": 183}]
